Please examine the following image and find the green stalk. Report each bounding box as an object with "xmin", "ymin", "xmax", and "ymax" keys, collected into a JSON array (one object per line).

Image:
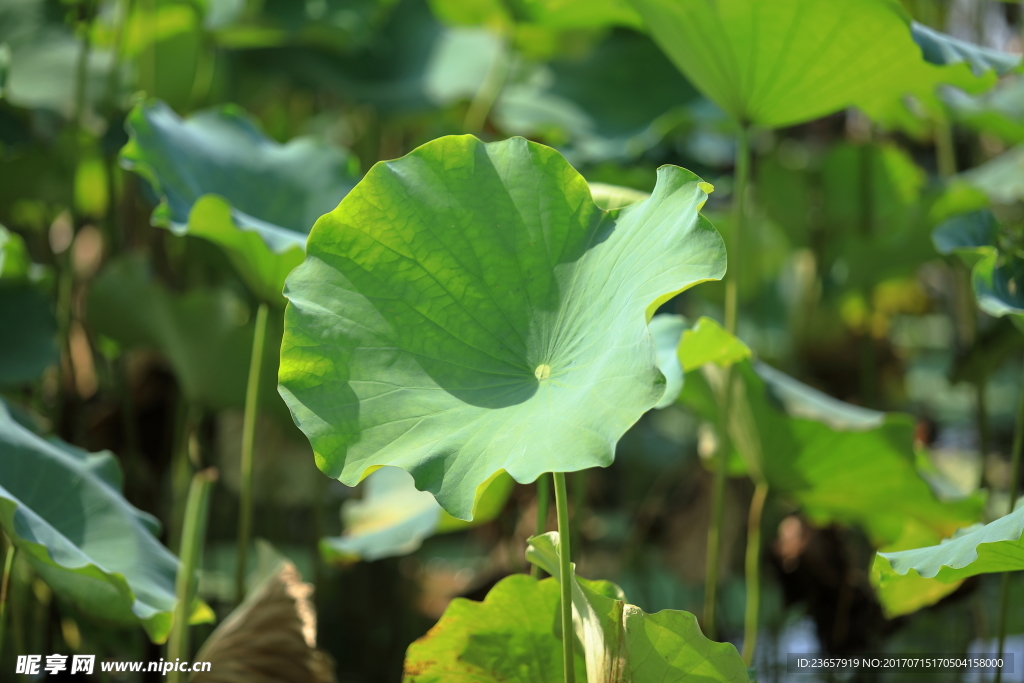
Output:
[
  {"xmin": 705, "ymin": 125, "xmax": 750, "ymax": 636},
  {"xmin": 235, "ymin": 302, "xmax": 269, "ymax": 603},
  {"xmin": 741, "ymin": 483, "xmax": 768, "ymax": 666},
  {"xmin": 167, "ymin": 468, "xmax": 217, "ymax": 683},
  {"xmin": 723, "ymin": 126, "xmax": 750, "ymax": 336},
  {"xmin": 553, "ymin": 472, "xmax": 576, "ymax": 683},
  {"xmin": 995, "ymin": 363, "xmax": 1024, "ymax": 683},
  {"xmin": 532, "ymin": 473, "xmax": 550, "ymax": 579},
  {"xmin": 0, "ymin": 540, "xmax": 16, "ymax": 662}
]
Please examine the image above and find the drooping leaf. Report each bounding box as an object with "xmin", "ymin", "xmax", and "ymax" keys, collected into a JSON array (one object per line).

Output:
[
  {"xmin": 911, "ymin": 22, "xmax": 1021, "ymax": 77},
  {"xmin": 0, "ymin": 400, "xmax": 206, "ymax": 643},
  {"xmin": 279, "ymin": 134, "xmax": 725, "ymax": 519},
  {"xmin": 525, "ymin": 532, "xmax": 750, "ymax": 683},
  {"xmin": 674, "ymin": 321, "xmax": 982, "ymax": 615},
  {"xmin": 876, "ymin": 504, "xmax": 1024, "ymax": 585},
  {"xmin": 680, "ymin": 358, "xmax": 980, "ymax": 545},
  {"xmin": 320, "ymin": 467, "xmax": 514, "ymax": 563},
  {"xmin": 193, "ymin": 542, "xmax": 335, "ymax": 683},
  {"xmin": 120, "ymin": 100, "xmax": 359, "ymax": 304},
  {"xmin": 628, "ymin": 0, "xmax": 1001, "ymax": 128},
  {"xmin": 403, "ymin": 574, "xmax": 585, "ymax": 683},
  {"xmin": 88, "ymin": 256, "xmax": 283, "ymax": 412}
]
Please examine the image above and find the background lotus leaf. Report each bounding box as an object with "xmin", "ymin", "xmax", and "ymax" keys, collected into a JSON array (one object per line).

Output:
[
  {"xmin": 121, "ymin": 100, "xmax": 359, "ymax": 303},
  {"xmin": 320, "ymin": 467, "xmax": 514, "ymax": 563},
  {"xmin": 629, "ymin": 0, "xmax": 1003, "ymax": 128},
  {"xmin": 0, "ymin": 400, "xmax": 207, "ymax": 643}
]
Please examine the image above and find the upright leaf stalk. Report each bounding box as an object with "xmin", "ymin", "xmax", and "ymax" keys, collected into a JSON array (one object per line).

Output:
[
  {"xmin": 532, "ymin": 473, "xmax": 550, "ymax": 579},
  {"xmin": 742, "ymin": 482, "xmax": 768, "ymax": 666},
  {"xmin": 168, "ymin": 468, "xmax": 217, "ymax": 683},
  {"xmin": 705, "ymin": 125, "xmax": 751, "ymax": 637},
  {"xmin": 553, "ymin": 472, "xmax": 576, "ymax": 683},
  {"xmin": 236, "ymin": 302, "xmax": 269, "ymax": 603}
]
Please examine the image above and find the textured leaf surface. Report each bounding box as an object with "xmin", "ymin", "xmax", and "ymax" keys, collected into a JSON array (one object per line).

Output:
[
  {"xmin": 320, "ymin": 467, "xmax": 514, "ymax": 563},
  {"xmin": 629, "ymin": 0, "xmax": 999, "ymax": 128},
  {"xmin": 877, "ymin": 505, "xmax": 1024, "ymax": 583},
  {"xmin": 403, "ymin": 574, "xmax": 582, "ymax": 683},
  {"xmin": 279, "ymin": 135, "xmax": 725, "ymax": 519},
  {"xmin": 526, "ymin": 532, "xmax": 749, "ymax": 683},
  {"xmin": 121, "ymin": 101, "xmax": 358, "ymax": 303},
  {"xmin": 0, "ymin": 401, "xmax": 191, "ymax": 642}
]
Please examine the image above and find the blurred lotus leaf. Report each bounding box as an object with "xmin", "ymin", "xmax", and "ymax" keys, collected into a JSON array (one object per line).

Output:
[
  {"xmin": 943, "ymin": 78, "xmax": 1024, "ymax": 145},
  {"xmin": 0, "ymin": 226, "xmax": 56, "ymax": 385},
  {"xmin": 875, "ymin": 504, "xmax": 1024, "ymax": 590},
  {"xmin": 629, "ymin": 0, "xmax": 1006, "ymax": 129},
  {"xmin": 121, "ymin": 100, "xmax": 359, "ymax": 304},
  {"xmin": 321, "ymin": 467, "xmax": 514, "ymax": 563},
  {"xmin": 429, "ymin": 0, "xmax": 641, "ymax": 30},
  {"xmin": 493, "ymin": 30, "xmax": 698, "ymax": 164},
  {"xmin": 649, "ymin": 314, "xmax": 688, "ymax": 409},
  {"xmin": 961, "ymin": 144, "xmax": 1024, "ymax": 206},
  {"xmin": 675, "ymin": 321, "xmax": 983, "ymax": 615},
  {"xmin": 88, "ymin": 256, "xmax": 283, "ymax": 411},
  {"xmin": 279, "ymin": 134, "xmax": 725, "ymax": 519},
  {"xmin": 911, "ymin": 22, "xmax": 1021, "ymax": 77},
  {"xmin": 192, "ymin": 542, "xmax": 336, "ymax": 683},
  {"xmin": 0, "ymin": 400, "xmax": 210, "ymax": 643},
  {"xmin": 933, "ymin": 209, "xmax": 1024, "ymax": 331}
]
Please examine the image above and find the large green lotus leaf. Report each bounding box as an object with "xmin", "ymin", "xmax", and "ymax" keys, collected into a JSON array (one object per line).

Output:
[
  {"xmin": 279, "ymin": 134, "xmax": 725, "ymax": 519},
  {"xmin": 525, "ymin": 532, "xmax": 750, "ymax": 683},
  {"xmin": 120, "ymin": 101, "xmax": 358, "ymax": 304},
  {"xmin": 628, "ymin": 0, "xmax": 998, "ymax": 128},
  {"xmin": 403, "ymin": 574, "xmax": 586, "ymax": 682},
  {"xmin": 0, "ymin": 400, "xmax": 208, "ymax": 642},
  {"xmin": 972, "ymin": 252, "xmax": 1024, "ymax": 331},
  {"xmin": 88, "ymin": 256, "xmax": 283, "ymax": 412},
  {"xmin": 320, "ymin": 467, "xmax": 514, "ymax": 563},
  {"xmin": 876, "ymin": 504, "xmax": 1024, "ymax": 585}
]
